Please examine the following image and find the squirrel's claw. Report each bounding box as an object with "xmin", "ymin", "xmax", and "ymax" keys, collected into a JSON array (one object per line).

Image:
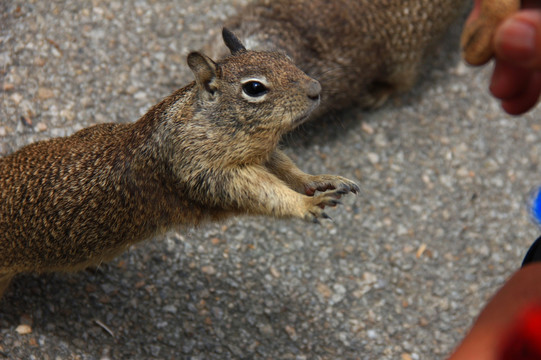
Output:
[
  {"xmin": 304, "ymin": 175, "xmax": 360, "ymax": 197},
  {"xmin": 304, "ymin": 186, "xmax": 355, "ymax": 223}
]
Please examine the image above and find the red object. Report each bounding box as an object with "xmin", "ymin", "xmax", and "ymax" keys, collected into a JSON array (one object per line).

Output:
[{"xmin": 499, "ymin": 303, "xmax": 541, "ymax": 360}]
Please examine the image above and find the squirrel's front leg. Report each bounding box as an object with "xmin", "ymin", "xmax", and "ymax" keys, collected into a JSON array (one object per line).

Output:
[
  {"xmin": 265, "ymin": 150, "xmax": 360, "ymax": 196},
  {"xmin": 216, "ymin": 165, "xmax": 353, "ymax": 222}
]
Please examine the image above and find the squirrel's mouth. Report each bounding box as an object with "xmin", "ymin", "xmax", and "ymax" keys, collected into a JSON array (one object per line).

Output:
[{"xmin": 292, "ymin": 99, "xmax": 320, "ymax": 127}]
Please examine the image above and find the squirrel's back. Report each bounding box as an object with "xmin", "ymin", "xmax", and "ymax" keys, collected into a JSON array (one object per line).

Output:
[
  {"xmin": 0, "ymin": 123, "xmax": 177, "ymax": 273},
  {"xmin": 0, "ymin": 85, "xmax": 202, "ymax": 274}
]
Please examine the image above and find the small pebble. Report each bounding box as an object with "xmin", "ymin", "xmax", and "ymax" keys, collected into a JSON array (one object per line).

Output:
[
  {"xmin": 15, "ymin": 325, "xmax": 32, "ymax": 335},
  {"xmin": 269, "ymin": 266, "xmax": 280, "ymax": 278},
  {"xmin": 34, "ymin": 57, "xmax": 46, "ymax": 67},
  {"xmin": 316, "ymin": 283, "xmax": 332, "ymax": 299},
  {"xmin": 36, "ymin": 122, "xmax": 48, "ymax": 132},
  {"xmin": 21, "ymin": 116, "xmax": 32, "ymax": 127},
  {"xmin": 361, "ymin": 122, "xmax": 374, "ymax": 134},
  {"xmin": 201, "ymin": 265, "xmax": 216, "ymax": 275},
  {"xmin": 367, "ymin": 152, "xmax": 380, "ymax": 164},
  {"xmin": 60, "ymin": 109, "xmax": 75, "ymax": 122},
  {"xmin": 284, "ymin": 325, "xmax": 297, "ymax": 341},
  {"xmin": 10, "ymin": 93, "xmax": 23, "ymax": 105},
  {"xmin": 37, "ymin": 88, "xmax": 54, "ymax": 100},
  {"xmin": 416, "ymin": 244, "xmax": 427, "ymax": 259},
  {"xmin": 2, "ymin": 83, "xmax": 14, "ymax": 91}
]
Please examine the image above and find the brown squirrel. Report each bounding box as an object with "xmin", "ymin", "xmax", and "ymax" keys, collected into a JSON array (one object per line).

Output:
[
  {"xmin": 0, "ymin": 29, "xmax": 359, "ymax": 297},
  {"xmin": 209, "ymin": 0, "xmax": 469, "ymax": 117}
]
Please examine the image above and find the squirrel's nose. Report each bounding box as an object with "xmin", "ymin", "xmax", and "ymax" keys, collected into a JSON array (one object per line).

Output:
[{"xmin": 306, "ymin": 79, "xmax": 321, "ymax": 100}]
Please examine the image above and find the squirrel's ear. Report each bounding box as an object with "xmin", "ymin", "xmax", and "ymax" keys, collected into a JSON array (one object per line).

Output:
[
  {"xmin": 187, "ymin": 52, "xmax": 218, "ymax": 94},
  {"xmin": 222, "ymin": 28, "xmax": 246, "ymax": 55}
]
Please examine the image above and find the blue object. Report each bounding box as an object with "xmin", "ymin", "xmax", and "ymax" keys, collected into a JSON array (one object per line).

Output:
[
  {"xmin": 523, "ymin": 189, "xmax": 541, "ymax": 267},
  {"xmin": 532, "ymin": 188, "xmax": 541, "ymax": 226}
]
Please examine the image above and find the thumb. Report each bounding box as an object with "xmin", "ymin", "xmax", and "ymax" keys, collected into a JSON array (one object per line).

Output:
[{"xmin": 495, "ymin": 10, "xmax": 541, "ymax": 70}]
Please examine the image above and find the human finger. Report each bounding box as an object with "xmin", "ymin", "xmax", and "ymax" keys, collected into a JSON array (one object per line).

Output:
[
  {"xmin": 490, "ymin": 59, "xmax": 533, "ymax": 100},
  {"xmin": 494, "ymin": 10, "xmax": 541, "ymax": 70},
  {"xmin": 501, "ymin": 71, "xmax": 541, "ymax": 115}
]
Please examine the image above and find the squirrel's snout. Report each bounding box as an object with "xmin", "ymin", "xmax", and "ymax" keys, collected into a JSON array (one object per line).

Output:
[{"xmin": 306, "ymin": 79, "xmax": 321, "ymax": 100}]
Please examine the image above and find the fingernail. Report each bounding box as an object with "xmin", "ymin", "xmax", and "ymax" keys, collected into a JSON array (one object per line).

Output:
[{"xmin": 496, "ymin": 18, "xmax": 536, "ymax": 63}]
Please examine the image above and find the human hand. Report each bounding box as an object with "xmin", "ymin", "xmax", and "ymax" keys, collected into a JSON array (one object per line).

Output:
[
  {"xmin": 448, "ymin": 263, "xmax": 541, "ymax": 360},
  {"xmin": 464, "ymin": 0, "xmax": 541, "ymax": 115}
]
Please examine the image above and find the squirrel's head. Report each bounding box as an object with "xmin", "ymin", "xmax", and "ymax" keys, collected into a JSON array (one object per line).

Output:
[{"xmin": 187, "ymin": 28, "xmax": 321, "ymax": 133}]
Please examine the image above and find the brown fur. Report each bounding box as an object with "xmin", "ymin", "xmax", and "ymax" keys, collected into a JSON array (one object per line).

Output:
[
  {"xmin": 0, "ymin": 30, "xmax": 358, "ymax": 297},
  {"xmin": 209, "ymin": 0, "xmax": 469, "ymax": 115}
]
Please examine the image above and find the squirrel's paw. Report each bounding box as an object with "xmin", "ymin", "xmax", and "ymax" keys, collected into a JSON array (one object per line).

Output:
[
  {"xmin": 303, "ymin": 175, "xmax": 359, "ymax": 197},
  {"xmin": 303, "ymin": 186, "xmax": 356, "ymax": 223}
]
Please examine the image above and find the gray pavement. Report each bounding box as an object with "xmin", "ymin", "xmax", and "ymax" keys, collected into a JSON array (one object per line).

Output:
[{"xmin": 1, "ymin": 1, "xmax": 541, "ymax": 359}]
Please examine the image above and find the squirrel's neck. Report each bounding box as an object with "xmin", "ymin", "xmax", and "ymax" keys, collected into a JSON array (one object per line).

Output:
[
  {"xmin": 197, "ymin": 101, "xmax": 283, "ymax": 166},
  {"xmin": 127, "ymin": 83, "xmax": 196, "ymax": 171},
  {"xmin": 133, "ymin": 83, "xmax": 196, "ymax": 135}
]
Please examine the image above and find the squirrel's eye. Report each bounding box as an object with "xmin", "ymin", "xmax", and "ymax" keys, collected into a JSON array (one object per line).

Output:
[{"xmin": 242, "ymin": 81, "xmax": 268, "ymax": 97}]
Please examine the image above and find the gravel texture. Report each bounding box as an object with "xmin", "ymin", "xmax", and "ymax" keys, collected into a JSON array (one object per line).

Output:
[{"xmin": 1, "ymin": 1, "xmax": 541, "ymax": 359}]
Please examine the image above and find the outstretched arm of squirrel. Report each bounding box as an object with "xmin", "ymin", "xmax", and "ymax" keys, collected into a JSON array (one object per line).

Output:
[
  {"xmin": 265, "ymin": 150, "xmax": 360, "ymax": 196},
  {"xmin": 215, "ymin": 163, "xmax": 353, "ymax": 222}
]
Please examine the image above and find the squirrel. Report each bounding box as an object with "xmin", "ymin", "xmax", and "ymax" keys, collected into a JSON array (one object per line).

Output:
[
  {"xmin": 208, "ymin": 0, "xmax": 469, "ymax": 117},
  {"xmin": 0, "ymin": 29, "xmax": 359, "ymax": 298}
]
